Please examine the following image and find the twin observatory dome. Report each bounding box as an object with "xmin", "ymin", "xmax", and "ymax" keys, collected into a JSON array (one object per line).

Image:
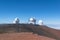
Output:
[{"xmin": 13, "ymin": 17, "xmax": 43, "ymax": 25}]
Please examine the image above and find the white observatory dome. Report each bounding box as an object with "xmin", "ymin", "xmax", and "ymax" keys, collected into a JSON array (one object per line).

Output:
[
  {"xmin": 28, "ymin": 17, "xmax": 36, "ymax": 24},
  {"xmin": 13, "ymin": 17, "xmax": 19, "ymax": 24},
  {"xmin": 38, "ymin": 20, "xmax": 43, "ymax": 25}
]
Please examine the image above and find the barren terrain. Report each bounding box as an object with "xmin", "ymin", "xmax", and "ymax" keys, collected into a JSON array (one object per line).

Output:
[
  {"xmin": 0, "ymin": 32, "xmax": 55, "ymax": 40},
  {"xmin": 0, "ymin": 24, "xmax": 60, "ymax": 40}
]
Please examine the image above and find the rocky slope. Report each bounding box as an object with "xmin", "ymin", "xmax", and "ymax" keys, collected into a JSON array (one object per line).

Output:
[{"xmin": 0, "ymin": 24, "xmax": 60, "ymax": 40}]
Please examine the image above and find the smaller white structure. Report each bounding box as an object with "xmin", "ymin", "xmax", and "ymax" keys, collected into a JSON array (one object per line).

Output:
[
  {"xmin": 13, "ymin": 17, "xmax": 20, "ymax": 24},
  {"xmin": 28, "ymin": 17, "xmax": 36, "ymax": 24},
  {"xmin": 38, "ymin": 20, "xmax": 43, "ymax": 25}
]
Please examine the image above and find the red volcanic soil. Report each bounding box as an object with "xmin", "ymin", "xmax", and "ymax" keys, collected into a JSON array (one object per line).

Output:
[
  {"xmin": 0, "ymin": 32, "xmax": 55, "ymax": 40},
  {"xmin": 0, "ymin": 24, "xmax": 60, "ymax": 40},
  {"xmin": 37, "ymin": 25, "xmax": 60, "ymax": 36}
]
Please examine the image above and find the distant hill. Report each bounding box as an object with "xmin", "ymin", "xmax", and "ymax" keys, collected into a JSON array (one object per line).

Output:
[{"xmin": 0, "ymin": 24, "xmax": 60, "ymax": 40}]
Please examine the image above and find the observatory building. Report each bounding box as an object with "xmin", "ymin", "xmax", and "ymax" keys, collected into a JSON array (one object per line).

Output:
[
  {"xmin": 38, "ymin": 20, "xmax": 43, "ymax": 25},
  {"xmin": 28, "ymin": 17, "xmax": 36, "ymax": 24},
  {"xmin": 13, "ymin": 17, "xmax": 20, "ymax": 24}
]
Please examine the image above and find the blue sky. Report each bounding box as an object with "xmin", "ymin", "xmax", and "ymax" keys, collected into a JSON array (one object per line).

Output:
[{"xmin": 0, "ymin": 0, "xmax": 60, "ymax": 25}]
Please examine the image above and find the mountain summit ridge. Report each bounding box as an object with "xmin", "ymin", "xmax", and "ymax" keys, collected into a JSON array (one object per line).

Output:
[{"xmin": 0, "ymin": 24, "xmax": 60, "ymax": 40}]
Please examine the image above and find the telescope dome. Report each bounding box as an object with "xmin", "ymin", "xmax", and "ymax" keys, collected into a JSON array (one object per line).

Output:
[
  {"xmin": 13, "ymin": 17, "xmax": 19, "ymax": 24},
  {"xmin": 38, "ymin": 20, "xmax": 43, "ymax": 25},
  {"xmin": 28, "ymin": 17, "xmax": 36, "ymax": 24},
  {"xmin": 29, "ymin": 18, "xmax": 36, "ymax": 22}
]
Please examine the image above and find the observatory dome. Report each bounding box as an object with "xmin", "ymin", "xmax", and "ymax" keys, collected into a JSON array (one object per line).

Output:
[
  {"xmin": 28, "ymin": 17, "xmax": 36, "ymax": 24},
  {"xmin": 13, "ymin": 17, "xmax": 19, "ymax": 24},
  {"xmin": 38, "ymin": 20, "xmax": 43, "ymax": 25},
  {"xmin": 29, "ymin": 18, "xmax": 36, "ymax": 22}
]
